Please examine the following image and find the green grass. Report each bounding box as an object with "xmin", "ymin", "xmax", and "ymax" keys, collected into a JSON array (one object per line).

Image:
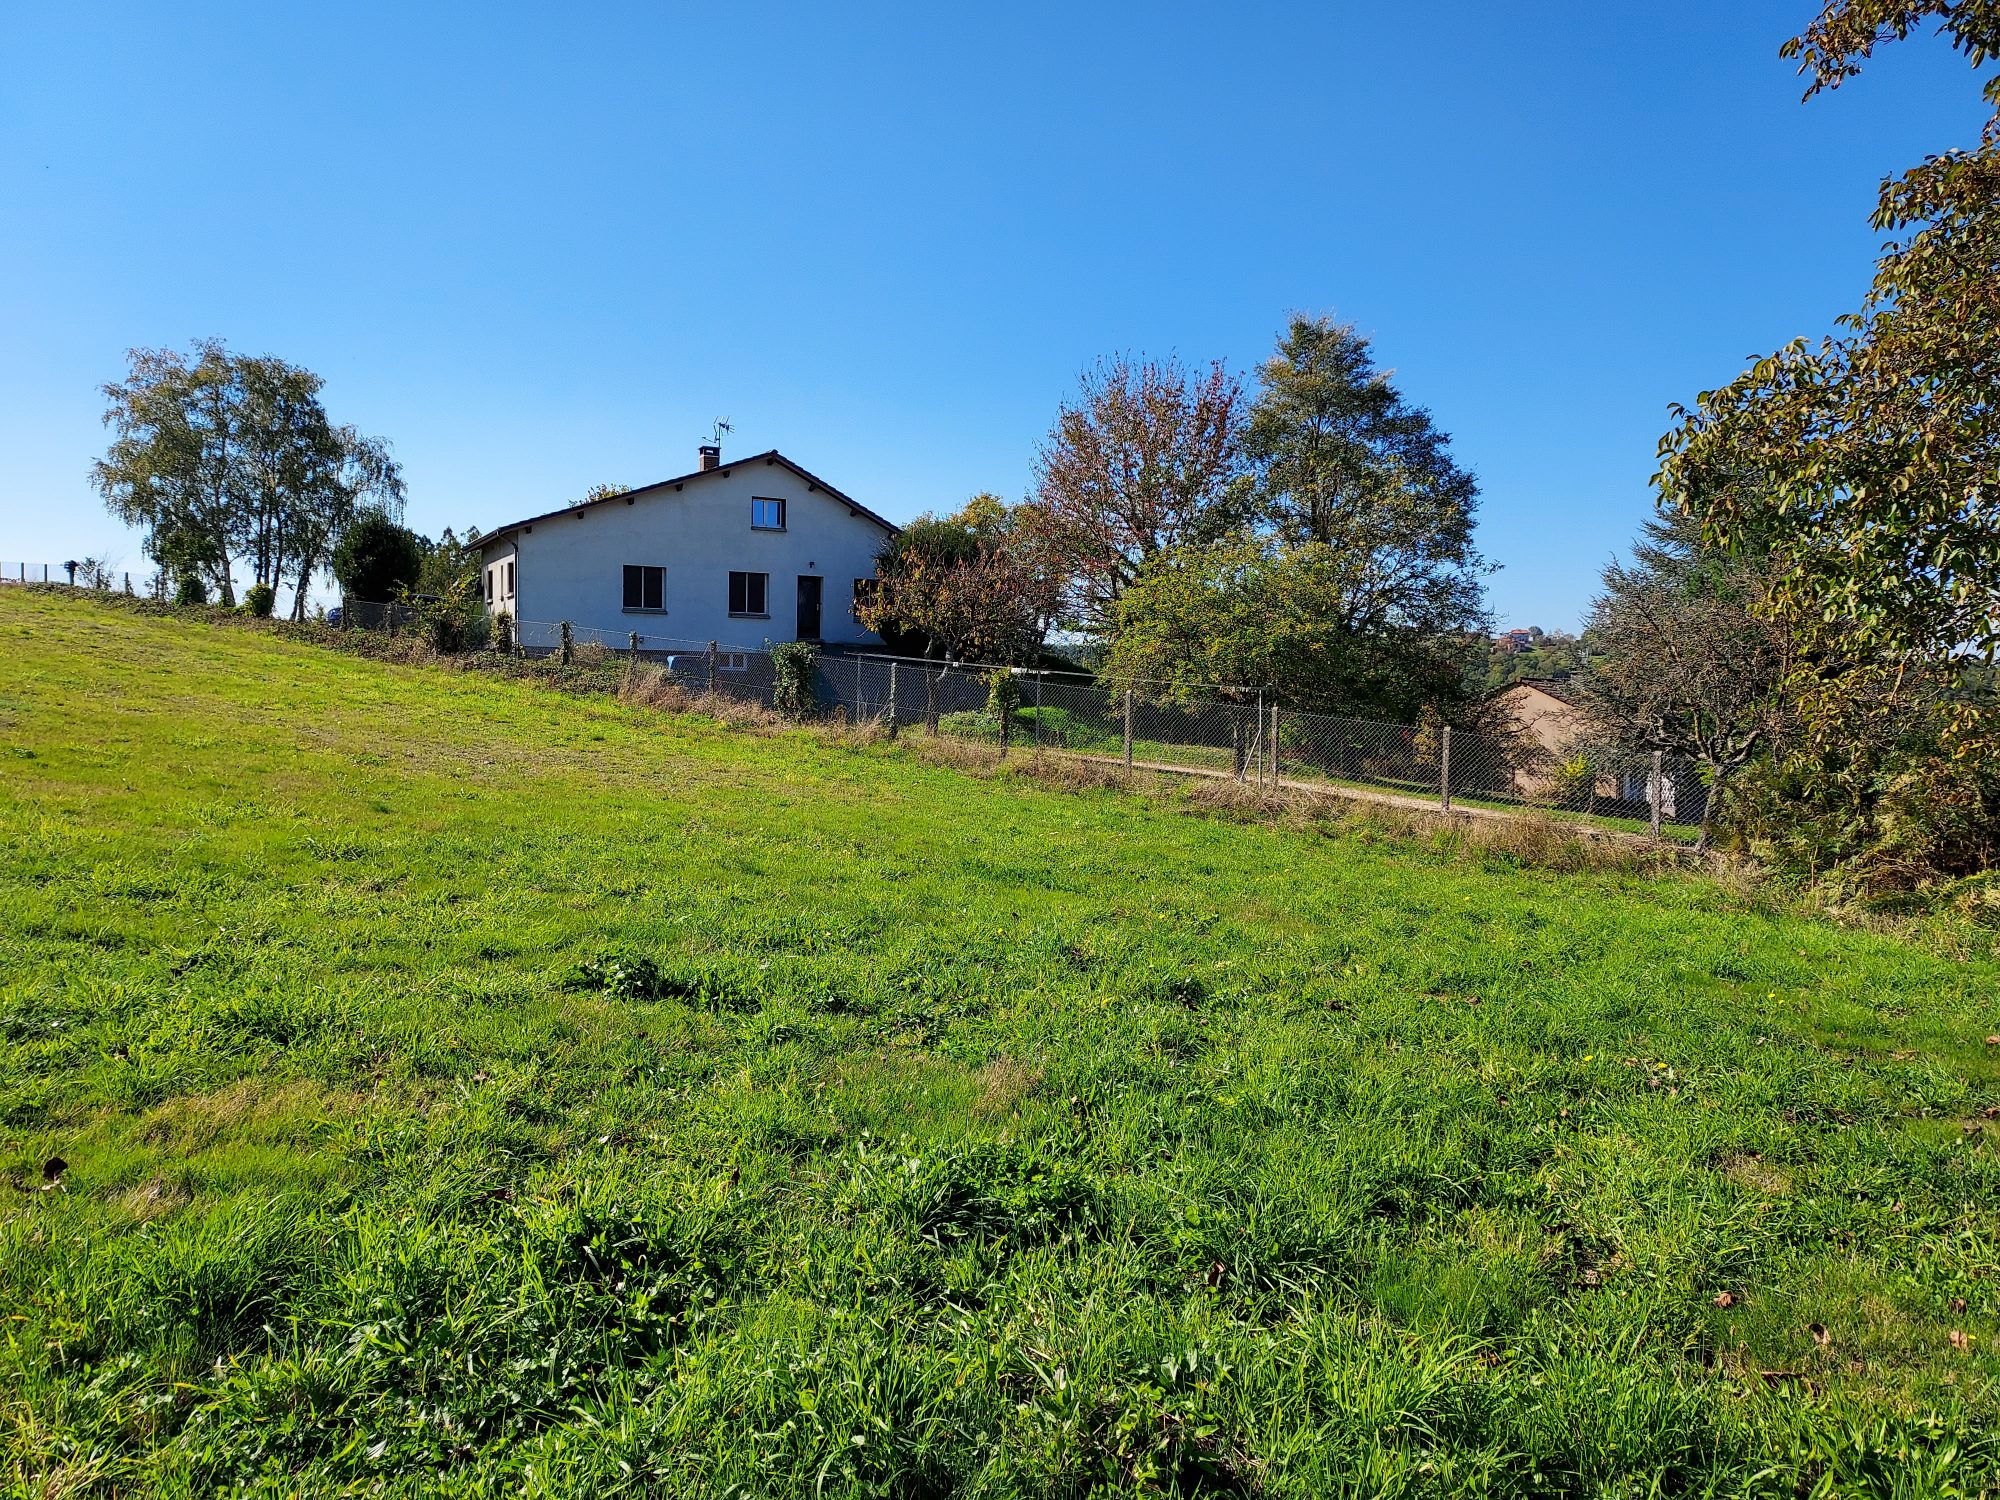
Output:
[{"xmin": 2, "ymin": 589, "xmax": 1998, "ymax": 1498}]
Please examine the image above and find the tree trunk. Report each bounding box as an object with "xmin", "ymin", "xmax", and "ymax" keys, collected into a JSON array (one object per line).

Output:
[{"xmin": 1698, "ymin": 771, "xmax": 1725, "ymax": 852}]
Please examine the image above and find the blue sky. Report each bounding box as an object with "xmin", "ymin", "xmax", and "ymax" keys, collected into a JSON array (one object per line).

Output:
[{"xmin": 0, "ymin": 2, "xmax": 1988, "ymax": 628}]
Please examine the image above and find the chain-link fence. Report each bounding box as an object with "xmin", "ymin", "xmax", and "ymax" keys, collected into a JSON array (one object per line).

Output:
[
  {"xmin": 375, "ymin": 621, "xmax": 1710, "ymax": 841},
  {"xmin": 14, "ymin": 572, "xmax": 1705, "ymax": 842}
]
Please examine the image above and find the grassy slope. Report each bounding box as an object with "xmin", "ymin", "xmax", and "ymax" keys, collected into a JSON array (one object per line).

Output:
[{"xmin": 1, "ymin": 589, "xmax": 1996, "ymax": 1498}]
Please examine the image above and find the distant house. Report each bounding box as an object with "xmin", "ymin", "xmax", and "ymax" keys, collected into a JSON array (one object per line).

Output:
[
  {"xmin": 477, "ymin": 445, "xmax": 898, "ymax": 650},
  {"xmin": 1489, "ymin": 677, "xmax": 1685, "ymax": 815}
]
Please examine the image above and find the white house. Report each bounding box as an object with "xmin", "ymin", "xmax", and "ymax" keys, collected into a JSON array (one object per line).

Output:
[{"xmin": 478, "ymin": 446, "xmax": 898, "ymax": 651}]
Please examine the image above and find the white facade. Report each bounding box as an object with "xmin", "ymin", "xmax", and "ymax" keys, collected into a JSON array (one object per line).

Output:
[{"xmin": 478, "ymin": 450, "xmax": 896, "ymax": 650}]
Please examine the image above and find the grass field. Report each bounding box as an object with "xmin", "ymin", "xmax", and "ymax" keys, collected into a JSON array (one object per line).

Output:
[{"xmin": 2, "ymin": 588, "xmax": 1998, "ymax": 1498}]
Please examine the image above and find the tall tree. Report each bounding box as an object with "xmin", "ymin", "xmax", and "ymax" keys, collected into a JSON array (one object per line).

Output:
[
  {"xmin": 1020, "ymin": 354, "xmax": 1246, "ymax": 637},
  {"xmin": 1658, "ymin": 1, "xmax": 2000, "ymax": 754},
  {"xmin": 94, "ymin": 340, "xmax": 246, "ymax": 605},
  {"xmin": 1245, "ymin": 316, "xmax": 1490, "ymax": 645},
  {"xmin": 1576, "ymin": 511, "xmax": 1795, "ymax": 847},
  {"xmin": 93, "ymin": 341, "xmax": 403, "ymax": 616}
]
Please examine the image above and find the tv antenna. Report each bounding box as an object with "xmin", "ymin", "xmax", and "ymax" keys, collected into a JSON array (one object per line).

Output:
[{"xmin": 707, "ymin": 417, "xmax": 733, "ymax": 447}]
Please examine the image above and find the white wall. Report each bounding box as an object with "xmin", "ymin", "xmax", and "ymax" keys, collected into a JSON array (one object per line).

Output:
[{"xmin": 480, "ymin": 456, "xmax": 892, "ymax": 649}]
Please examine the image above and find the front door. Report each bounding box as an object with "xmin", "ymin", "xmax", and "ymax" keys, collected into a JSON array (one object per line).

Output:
[{"xmin": 796, "ymin": 574, "xmax": 822, "ymax": 641}]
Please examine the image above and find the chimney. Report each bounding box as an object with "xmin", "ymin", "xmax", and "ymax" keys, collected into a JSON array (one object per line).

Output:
[{"xmin": 698, "ymin": 443, "xmax": 721, "ymax": 471}]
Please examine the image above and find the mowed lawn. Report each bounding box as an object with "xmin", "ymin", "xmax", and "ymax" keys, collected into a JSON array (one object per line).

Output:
[{"xmin": 2, "ymin": 591, "xmax": 1997, "ymax": 1499}]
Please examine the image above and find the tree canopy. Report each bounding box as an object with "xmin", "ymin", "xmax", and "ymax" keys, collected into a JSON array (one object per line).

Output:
[
  {"xmin": 1245, "ymin": 316, "xmax": 1489, "ymax": 644},
  {"xmin": 93, "ymin": 340, "xmax": 403, "ymax": 616},
  {"xmin": 1657, "ymin": 1, "xmax": 2000, "ymax": 753},
  {"xmin": 1020, "ymin": 355, "xmax": 1247, "ymax": 637},
  {"xmin": 858, "ymin": 496, "xmax": 1056, "ymax": 666},
  {"xmin": 332, "ymin": 510, "xmax": 425, "ymax": 604}
]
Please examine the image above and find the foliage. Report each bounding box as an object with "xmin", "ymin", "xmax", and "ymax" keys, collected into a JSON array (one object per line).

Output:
[
  {"xmin": 331, "ymin": 508, "xmax": 424, "ymax": 603},
  {"xmin": 770, "ymin": 639, "xmax": 819, "ymax": 718},
  {"xmin": 1245, "ymin": 316, "xmax": 1490, "ymax": 642},
  {"xmin": 580, "ymin": 482, "xmax": 629, "ymax": 504},
  {"xmin": 3, "ymin": 588, "xmax": 1999, "ymax": 1494},
  {"xmin": 859, "ymin": 499, "xmax": 1056, "ymax": 665},
  {"xmin": 171, "ymin": 574, "xmax": 208, "ymax": 607},
  {"xmin": 1657, "ymin": 1, "xmax": 2000, "ymax": 759},
  {"xmin": 572, "ymin": 951, "xmax": 666, "ymax": 1001},
  {"xmin": 1020, "ymin": 354, "xmax": 1247, "ymax": 636},
  {"xmin": 241, "ymin": 582, "xmax": 276, "ymax": 619},
  {"xmin": 1105, "ymin": 536, "xmax": 1482, "ymax": 719},
  {"xmin": 1575, "ymin": 510, "xmax": 1793, "ymax": 845},
  {"xmin": 92, "ymin": 339, "xmax": 402, "ymax": 615}
]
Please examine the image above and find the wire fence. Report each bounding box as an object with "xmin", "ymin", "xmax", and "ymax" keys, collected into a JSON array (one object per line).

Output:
[
  {"xmin": 2, "ymin": 562, "xmax": 148, "ymax": 593},
  {"xmin": 4, "ymin": 574, "xmax": 1706, "ymax": 843},
  {"xmin": 486, "ymin": 624, "xmax": 1704, "ymax": 843}
]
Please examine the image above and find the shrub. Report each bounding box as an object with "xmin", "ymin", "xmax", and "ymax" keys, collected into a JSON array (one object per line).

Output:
[
  {"xmin": 419, "ymin": 597, "xmax": 487, "ymax": 654},
  {"xmin": 332, "ymin": 509, "xmax": 424, "ymax": 603},
  {"xmin": 242, "ymin": 583, "xmax": 276, "ymax": 619},
  {"xmin": 771, "ymin": 641, "xmax": 819, "ymax": 719},
  {"xmin": 572, "ymin": 952, "xmax": 664, "ymax": 1001},
  {"xmin": 173, "ymin": 575, "xmax": 209, "ymax": 607}
]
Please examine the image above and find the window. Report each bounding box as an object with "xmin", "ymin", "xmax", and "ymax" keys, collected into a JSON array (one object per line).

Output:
[
  {"xmin": 852, "ymin": 577, "xmax": 879, "ymax": 619},
  {"xmin": 622, "ymin": 564, "xmax": 666, "ymax": 611},
  {"xmin": 483, "ymin": 567, "xmax": 493, "ymax": 602},
  {"xmin": 728, "ymin": 570, "xmax": 769, "ymax": 616},
  {"xmin": 719, "ymin": 651, "xmax": 750, "ymax": 673},
  {"xmin": 505, "ymin": 560, "xmax": 514, "ymax": 595},
  {"xmin": 751, "ymin": 497, "xmax": 786, "ymax": 530}
]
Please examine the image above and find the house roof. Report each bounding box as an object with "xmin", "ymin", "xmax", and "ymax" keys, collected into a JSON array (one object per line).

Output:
[
  {"xmin": 1496, "ymin": 676, "xmax": 1584, "ymax": 707},
  {"xmin": 478, "ymin": 449, "xmax": 901, "ymax": 547}
]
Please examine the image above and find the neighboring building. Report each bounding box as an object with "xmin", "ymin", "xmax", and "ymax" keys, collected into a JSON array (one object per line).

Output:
[
  {"xmin": 477, "ymin": 446, "xmax": 898, "ymax": 650},
  {"xmin": 1489, "ymin": 677, "xmax": 1683, "ymax": 814}
]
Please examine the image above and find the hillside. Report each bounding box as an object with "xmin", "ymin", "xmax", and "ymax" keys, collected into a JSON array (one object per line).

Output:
[{"xmin": 2, "ymin": 590, "xmax": 1997, "ymax": 1497}]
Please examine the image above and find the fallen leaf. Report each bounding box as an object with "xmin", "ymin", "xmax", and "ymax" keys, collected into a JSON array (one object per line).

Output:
[
  {"xmin": 1949, "ymin": 1330, "xmax": 1972, "ymax": 1352},
  {"xmin": 1758, "ymin": 1369, "xmax": 1805, "ymax": 1386},
  {"xmin": 1808, "ymin": 1323, "xmax": 1830, "ymax": 1347},
  {"xmin": 1950, "ymin": 1297, "xmax": 1968, "ymax": 1314},
  {"xmin": 1205, "ymin": 1259, "xmax": 1227, "ymax": 1290},
  {"xmin": 1986, "ymin": 1035, "xmax": 1999, "ymax": 1047},
  {"xmin": 1714, "ymin": 1292, "xmax": 1737, "ymax": 1308},
  {"xmin": 41, "ymin": 1157, "xmax": 66, "ymax": 1185}
]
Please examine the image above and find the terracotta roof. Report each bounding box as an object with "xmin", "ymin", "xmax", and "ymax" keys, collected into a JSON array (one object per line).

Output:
[{"xmin": 479, "ymin": 450, "xmax": 901, "ymax": 546}]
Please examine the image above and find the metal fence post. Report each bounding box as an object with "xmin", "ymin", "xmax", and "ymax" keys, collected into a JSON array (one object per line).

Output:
[
  {"xmin": 707, "ymin": 640, "xmax": 718, "ymax": 695},
  {"xmin": 1271, "ymin": 703, "xmax": 1280, "ymax": 785},
  {"xmin": 1440, "ymin": 725, "xmax": 1453, "ymax": 812},
  {"xmin": 1033, "ymin": 671, "xmax": 1044, "ymax": 753},
  {"xmin": 1123, "ymin": 689, "xmax": 1134, "ymax": 769},
  {"xmin": 887, "ymin": 662, "xmax": 899, "ymax": 738},
  {"xmin": 855, "ymin": 655, "xmax": 863, "ymax": 719},
  {"xmin": 629, "ymin": 631, "xmax": 641, "ymax": 657},
  {"xmin": 1650, "ymin": 750, "xmax": 1663, "ymax": 838}
]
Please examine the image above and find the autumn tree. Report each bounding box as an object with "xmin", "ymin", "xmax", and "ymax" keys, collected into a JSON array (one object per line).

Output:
[
  {"xmin": 1020, "ymin": 354, "xmax": 1246, "ymax": 637},
  {"xmin": 857, "ymin": 497, "xmax": 1058, "ymax": 728}
]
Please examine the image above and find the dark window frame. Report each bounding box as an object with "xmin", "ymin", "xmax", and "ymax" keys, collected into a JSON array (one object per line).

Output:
[
  {"xmin": 728, "ymin": 570, "xmax": 770, "ymax": 618},
  {"xmin": 622, "ymin": 563, "xmax": 667, "ymax": 613},
  {"xmin": 751, "ymin": 497, "xmax": 787, "ymax": 531}
]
